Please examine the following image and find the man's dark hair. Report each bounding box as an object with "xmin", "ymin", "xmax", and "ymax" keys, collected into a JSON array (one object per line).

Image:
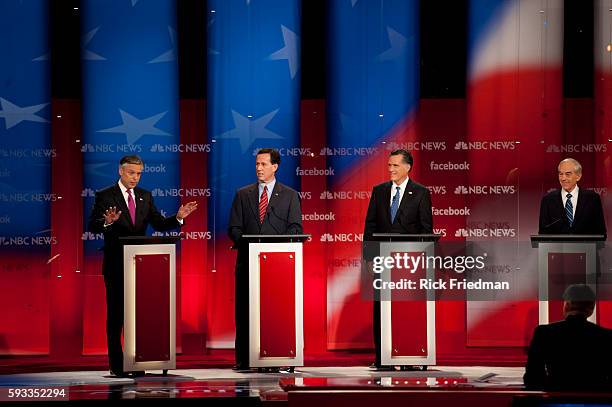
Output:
[
  {"xmin": 389, "ymin": 149, "xmax": 413, "ymax": 167},
  {"xmin": 119, "ymin": 155, "xmax": 144, "ymax": 167},
  {"xmin": 256, "ymin": 148, "xmax": 281, "ymax": 165},
  {"xmin": 563, "ymin": 284, "xmax": 596, "ymax": 317}
]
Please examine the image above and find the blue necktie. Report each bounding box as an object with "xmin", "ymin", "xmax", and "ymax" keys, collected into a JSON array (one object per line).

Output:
[
  {"xmin": 390, "ymin": 186, "xmax": 401, "ymax": 223},
  {"xmin": 565, "ymin": 193, "xmax": 573, "ymax": 227}
]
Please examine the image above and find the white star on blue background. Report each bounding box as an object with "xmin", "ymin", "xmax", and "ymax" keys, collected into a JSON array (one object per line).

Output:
[
  {"xmin": 131, "ymin": 0, "xmax": 139, "ymax": 7},
  {"xmin": 85, "ymin": 163, "xmax": 113, "ymax": 178},
  {"xmin": 81, "ymin": 27, "xmax": 106, "ymax": 61},
  {"xmin": 0, "ymin": 97, "xmax": 49, "ymax": 130},
  {"xmin": 97, "ymin": 109, "xmax": 172, "ymax": 145},
  {"xmin": 216, "ymin": 109, "xmax": 283, "ymax": 153},
  {"xmin": 338, "ymin": 112, "xmax": 360, "ymax": 136},
  {"xmin": 268, "ymin": 25, "xmax": 300, "ymax": 79},
  {"xmin": 378, "ymin": 26, "xmax": 408, "ymax": 61},
  {"xmin": 148, "ymin": 26, "xmax": 177, "ymax": 64},
  {"xmin": 32, "ymin": 52, "xmax": 49, "ymax": 62},
  {"xmin": 207, "ymin": 17, "xmax": 220, "ymax": 55}
]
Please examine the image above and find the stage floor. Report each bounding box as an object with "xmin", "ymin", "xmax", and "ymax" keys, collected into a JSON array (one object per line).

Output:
[{"xmin": 0, "ymin": 366, "xmax": 526, "ymax": 401}]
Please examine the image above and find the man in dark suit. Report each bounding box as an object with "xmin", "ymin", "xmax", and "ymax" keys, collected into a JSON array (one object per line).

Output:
[
  {"xmin": 88, "ymin": 155, "xmax": 197, "ymax": 377},
  {"xmin": 228, "ymin": 148, "xmax": 303, "ymax": 371},
  {"xmin": 524, "ymin": 284, "xmax": 612, "ymax": 390},
  {"xmin": 363, "ymin": 149, "xmax": 433, "ymax": 370},
  {"xmin": 539, "ymin": 158, "xmax": 606, "ymax": 237}
]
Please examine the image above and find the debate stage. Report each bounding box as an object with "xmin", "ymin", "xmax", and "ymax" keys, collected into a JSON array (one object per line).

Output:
[{"xmin": 1, "ymin": 356, "xmax": 611, "ymax": 405}]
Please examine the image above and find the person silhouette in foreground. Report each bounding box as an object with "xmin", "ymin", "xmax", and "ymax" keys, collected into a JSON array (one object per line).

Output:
[{"xmin": 524, "ymin": 284, "xmax": 612, "ymax": 391}]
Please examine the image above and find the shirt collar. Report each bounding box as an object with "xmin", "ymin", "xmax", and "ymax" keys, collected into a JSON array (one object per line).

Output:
[
  {"xmin": 259, "ymin": 178, "xmax": 276, "ymax": 192},
  {"xmin": 563, "ymin": 185, "xmax": 579, "ymax": 197},
  {"xmin": 118, "ymin": 180, "xmax": 129, "ymax": 195},
  {"xmin": 392, "ymin": 177, "xmax": 409, "ymax": 191}
]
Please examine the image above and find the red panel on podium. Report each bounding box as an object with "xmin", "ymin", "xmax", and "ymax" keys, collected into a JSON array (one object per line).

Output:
[
  {"xmin": 135, "ymin": 254, "xmax": 170, "ymax": 362},
  {"xmin": 259, "ymin": 252, "xmax": 296, "ymax": 358},
  {"xmin": 391, "ymin": 300, "xmax": 427, "ymax": 356},
  {"xmin": 391, "ymin": 252, "xmax": 427, "ymax": 357},
  {"xmin": 547, "ymin": 253, "xmax": 586, "ymax": 322}
]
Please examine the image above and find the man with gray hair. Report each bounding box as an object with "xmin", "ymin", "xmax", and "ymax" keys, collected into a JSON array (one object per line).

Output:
[
  {"xmin": 524, "ymin": 284, "xmax": 612, "ymax": 390},
  {"xmin": 89, "ymin": 155, "xmax": 198, "ymax": 377},
  {"xmin": 538, "ymin": 158, "xmax": 606, "ymax": 238}
]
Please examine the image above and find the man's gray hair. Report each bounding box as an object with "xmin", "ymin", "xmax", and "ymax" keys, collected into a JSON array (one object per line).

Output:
[
  {"xmin": 559, "ymin": 158, "xmax": 582, "ymax": 175},
  {"xmin": 119, "ymin": 155, "xmax": 144, "ymax": 167}
]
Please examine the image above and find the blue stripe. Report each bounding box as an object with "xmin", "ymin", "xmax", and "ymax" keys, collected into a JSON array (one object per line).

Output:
[
  {"xmin": 81, "ymin": 0, "xmax": 180, "ymax": 249},
  {"xmin": 207, "ymin": 0, "xmax": 301, "ymax": 236},
  {"xmin": 327, "ymin": 0, "xmax": 419, "ymax": 176},
  {"xmin": 467, "ymin": 0, "xmax": 509, "ymax": 69},
  {"xmin": 0, "ymin": 0, "xmax": 51, "ymax": 240}
]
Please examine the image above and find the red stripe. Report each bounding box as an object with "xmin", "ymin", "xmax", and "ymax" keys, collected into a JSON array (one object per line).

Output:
[{"xmin": 259, "ymin": 187, "xmax": 268, "ymax": 223}]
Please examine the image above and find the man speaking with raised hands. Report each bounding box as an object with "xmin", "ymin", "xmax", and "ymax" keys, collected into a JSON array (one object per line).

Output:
[{"xmin": 88, "ymin": 155, "xmax": 197, "ymax": 377}]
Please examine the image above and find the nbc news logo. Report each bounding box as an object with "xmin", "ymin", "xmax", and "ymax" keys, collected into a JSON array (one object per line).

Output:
[
  {"xmin": 455, "ymin": 186, "xmax": 469, "ymax": 195},
  {"xmin": 454, "ymin": 141, "xmax": 515, "ymax": 150},
  {"xmin": 546, "ymin": 144, "xmax": 607, "ymax": 153},
  {"xmin": 81, "ymin": 144, "xmax": 95, "ymax": 153},
  {"xmin": 455, "ymin": 228, "xmax": 469, "ymax": 238},
  {"xmin": 320, "ymin": 191, "xmax": 333, "ymax": 200},
  {"xmin": 82, "ymin": 231, "xmax": 103, "ymax": 241},
  {"xmin": 454, "ymin": 185, "xmax": 516, "ymax": 195},
  {"xmin": 320, "ymin": 233, "xmax": 333, "ymax": 242},
  {"xmin": 81, "ymin": 188, "xmax": 95, "ymax": 198}
]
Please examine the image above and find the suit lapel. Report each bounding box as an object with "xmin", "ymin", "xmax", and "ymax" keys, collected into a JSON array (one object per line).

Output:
[
  {"xmin": 133, "ymin": 188, "xmax": 146, "ymax": 228},
  {"xmin": 383, "ymin": 182, "xmax": 392, "ymax": 224},
  {"xmin": 247, "ymin": 183, "xmax": 261, "ymax": 224},
  {"xmin": 396, "ymin": 179, "xmax": 414, "ymax": 221},
  {"xmin": 267, "ymin": 182, "xmax": 282, "ymax": 216},
  {"xmin": 573, "ymin": 190, "xmax": 586, "ymax": 225},
  {"xmin": 556, "ymin": 188, "xmax": 569, "ymax": 226}
]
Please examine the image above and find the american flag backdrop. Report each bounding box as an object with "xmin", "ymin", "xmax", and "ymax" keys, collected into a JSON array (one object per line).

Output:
[
  {"xmin": 0, "ymin": 0, "xmax": 609, "ymax": 363},
  {"xmin": 0, "ymin": 0, "xmax": 51, "ymax": 354},
  {"xmin": 80, "ymin": 0, "xmax": 181, "ymax": 353},
  {"xmin": 207, "ymin": 0, "xmax": 301, "ymax": 347},
  {"xmin": 465, "ymin": 0, "xmax": 564, "ymax": 347},
  {"xmin": 325, "ymin": 0, "xmax": 420, "ymax": 349}
]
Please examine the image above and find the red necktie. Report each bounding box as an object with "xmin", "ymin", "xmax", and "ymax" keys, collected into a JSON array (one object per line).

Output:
[
  {"xmin": 259, "ymin": 186, "xmax": 268, "ymax": 223},
  {"xmin": 127, "ymin": 189, "xmax": 136, "ymax": 225}
]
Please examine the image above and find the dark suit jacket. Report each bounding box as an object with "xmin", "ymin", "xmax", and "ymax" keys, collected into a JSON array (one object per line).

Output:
[
  {"xmin": 539, "ymin": 188, "xmax": 607, "ymax": 238},
  {"xmin": 228, "ymin": 181, "xmax": 303, "ymax": 245},
  {"xmin": 88, "ymin": 183, "xmax": 181, "ymax": 277},
  {"xmin": 227, "ymin": 180, "xmax": 303, "ymax": 366},
  {"xmin": 524, "ymin": 315, "xmax": 612, "ymax": 390},
  {"xmin": 363, "ymin": 178, "xmax": 433, "ymax": 366},
  {"xmin": 364, "ymin": 179, "xmax": 433, "ymax": 239}
]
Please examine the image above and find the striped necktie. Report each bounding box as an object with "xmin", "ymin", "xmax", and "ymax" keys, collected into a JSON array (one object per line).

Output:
[
  {"xmin": 390, "ymin": 186, "xmax": 401, "ymax": 223},
  {"xmin": 565, "ymin": 193, "xmax": 573, "ymax": 227},
  {"xmin": 259, "ymin": 186, "xmax": 268, "ymax": 223}
]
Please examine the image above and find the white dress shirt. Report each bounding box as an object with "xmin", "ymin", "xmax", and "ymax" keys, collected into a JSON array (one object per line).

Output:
[
  {"xmin": 258, "ymin": 178, "xmax": 276, "ymax": 202},
  {"xmin": 389, "ymin": 177, "xmax": 410, "ymax": 207},
  {"xmin": 105, "ymin": 181, "xmax": 183, "ymax": 226},
  {"xmin": 561, "ymin": 185, "xmax": 578, "ymax": 219},
  {"xmin": 118, "ymin": 180, "xmax": 134, "ymax": 209}
]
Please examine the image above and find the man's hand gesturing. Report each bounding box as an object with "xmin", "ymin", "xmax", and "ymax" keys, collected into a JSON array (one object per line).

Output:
[
  {"xmin": 104, "ymin": 206, "xmax": 122, "ymax": 226},
  {"xmin": 177, "ymin": 201, "xmax": 198, "ymax": 221}
]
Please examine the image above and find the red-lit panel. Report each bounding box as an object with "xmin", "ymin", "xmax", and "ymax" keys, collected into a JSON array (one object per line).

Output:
[
  {"xmin": 259, "ymin": 252, "xmax": 296, "ymax": 358},
  {"xmin": 135, "ymin": 254, "xmax": 170, "ymax": 362},
  {"xmin": 391, "ymin": 252, "xmax": 427, "ymax": 357}
]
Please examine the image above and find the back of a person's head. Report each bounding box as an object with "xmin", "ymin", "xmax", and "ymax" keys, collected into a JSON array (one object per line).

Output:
[{"xmin": 562, "ymin": 284, "xmax": 596, "ymax": 318}]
